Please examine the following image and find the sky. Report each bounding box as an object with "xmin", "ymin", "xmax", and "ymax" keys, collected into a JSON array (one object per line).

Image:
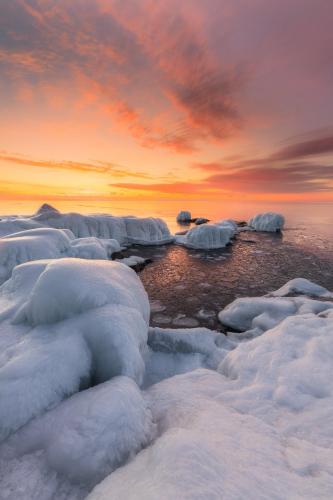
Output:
[{"xmin": 0, "ymin": 0, "xmax": 333, "ymax": 204}]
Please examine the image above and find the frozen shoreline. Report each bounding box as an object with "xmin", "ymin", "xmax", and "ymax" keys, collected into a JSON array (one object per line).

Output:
[{"xmin": 0, "ymin": 206, "xmax": 333, "ymax": 499}]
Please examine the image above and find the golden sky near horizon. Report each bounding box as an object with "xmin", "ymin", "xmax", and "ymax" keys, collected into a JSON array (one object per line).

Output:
[{"xmin": 0, "ymin": 0, "xmax": 333, "ymax": 203}]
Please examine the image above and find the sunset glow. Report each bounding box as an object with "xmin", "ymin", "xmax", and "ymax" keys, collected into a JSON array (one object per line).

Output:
[{"xmin": 1, "ymin": 0, "xmax": 332, "ymax": 204}]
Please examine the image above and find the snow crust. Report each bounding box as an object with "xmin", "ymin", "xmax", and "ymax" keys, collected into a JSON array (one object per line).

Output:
[
  {"xmin": 176, "ymin": 210, "xmax": 191, "ymax": 222},
  {"xmin": 89, "ymin": 365, "xmax": 333, "ymax": 500},
  {"xmin": 248, "ymin": 211, "xmax": 285, "ymax": 232}
]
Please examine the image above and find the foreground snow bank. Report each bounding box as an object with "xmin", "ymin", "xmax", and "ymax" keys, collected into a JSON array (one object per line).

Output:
[
  {"xmin": 176, "ymin": 221, "xmax": 236, "ymax": 249},
  {"xmin": 0, "ymin": 205, "xmax": 173, "ymax": 246},
  {"xmin": 248, "ymin": 212, "xmax": 285, "ymax": 232},
  {"xmin": 0, "ymin": 258, "xmax": 149, "ymax": 440},
  {"xmin": 2, "ymin": 377, "xmax": 155, "ymax": 489},
  {"xmin": 89, "ymin": 362, "xmax": 333, "ymax": 500}
]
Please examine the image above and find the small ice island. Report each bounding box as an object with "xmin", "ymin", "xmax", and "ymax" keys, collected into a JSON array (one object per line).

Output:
[{"xmin": 0, "ymin": 205, "xmax": 332, "ymax": 500}]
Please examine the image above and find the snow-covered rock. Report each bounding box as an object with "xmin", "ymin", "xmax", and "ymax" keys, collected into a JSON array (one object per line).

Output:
[
  {"xmin": 176, "ymin": 210, "xmax": 191, "ymax": 223},
  {"xmin": 216, "ymin": 219, "xmax": 238, "ymax": 233},
  {"xmin": 144, "ymin": 326, "xmax": 233, "ymax": 386},
  {"xmin": 269, "ymin": 277, "xmax": 333, "ymax": 298},
  {"xmin": 218, "ymin": 278, "xmax": 333, "ymax": 337},
  {"xmin": 0, "ymin": 258, "xmax": 149, "ymax": 441},
  {"xmin": 0, "ymin": 206, "xmax": 173, "ymax": 246},
  {"xmin": 248, "ymin": 212, "xmax": 285, "ymax": 232},
  {"xmin": 0, "ymin": 228, "xmax": 122, "ymax": 283},
  {"xmin": 0, "ymin": 217, "xmax": 43, "ymax": 237},
  {"xmin": 124, "ymin": 216, "xmax": 172, "ymax": 245},
  {"xmin": 194, "ymin": 217, "xmax": 209, "ymax": 225},
  {"xmin": 2, "ymin": 377, "xmax": 155, "ymax": 488},
  {"xmin": 176, "ymin": 223, "xmax": 234, "ymax": 249}
]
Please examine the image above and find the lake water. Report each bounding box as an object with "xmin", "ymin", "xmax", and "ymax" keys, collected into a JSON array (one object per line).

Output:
[{"xmin": 1, "ymin": 199, "xmax": 332, "ymax": 329}]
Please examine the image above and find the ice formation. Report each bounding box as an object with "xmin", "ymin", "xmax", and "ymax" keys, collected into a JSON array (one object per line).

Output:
[
  {"xmin": 0, "ymin": 228, "xmax": 121, "ymax": 283},
  {"xmin": 0, "ymin": 206, "xmax": 173, "ymax": 245},
  {"xmin": 144, "ymin": 326, "xmax": 233, "ymax": 386},
  {"xmin": 176, "ymin": 210, "xmax": 191, "ymax": 223},
  {"xmin": 176, "ymin": 222, "xmax": 235, "ymax": 249},
  {"xmin": 0, "ymin": 258, "xmax": 149, "ymax": 441},
  {"xmin": 0, "ymin": 205, "xmax": 332, "ymax": 500},
  {"xmin": 218, "ymin": 278, "xmax": 333, "ymax": 338},
  {"xmin": 248, "ymin": 212, "xmax": 285, "ymax": 232}
]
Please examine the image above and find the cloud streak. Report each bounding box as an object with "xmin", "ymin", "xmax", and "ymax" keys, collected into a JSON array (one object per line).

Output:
[{"xmin": 0, "ymin": 152, "xmax": 150, "ymax": 178}]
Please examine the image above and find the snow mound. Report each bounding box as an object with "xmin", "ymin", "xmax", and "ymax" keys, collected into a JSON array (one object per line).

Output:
[
  {"xmin": 0, "ymin": 259, "xmax": 149, "ymax": 440},
  {"xmin": 177, "ymin": 223, "xmax": 234, "ymax": 249},
  {"xmin": 218, "ymin": 278, "xmax": 333, "ymax": 337},
  {"xmin": 219, "ymin": 314, "xmax": 333, "ymax": 414},
  {"xmin": 69, "ymin": 237, "xmax": 121, "ymax": 259},
  {"xmin": 3, "ymin": 377, "xmax": 155, "ymax": 488},
  {"xmin": 13, "ymin": 258, "xmax": 148, "ymax": 325},
  {"xmin": 89, "ymin": 368, "xmax": 333, "ymax": 500},
  {"xmin": 248, "ymin": 212, "xmax": 285, "ymax": 232},
  {"xmin": 176, "ymin": 210, "xmax": 191, "ymax": 223}
]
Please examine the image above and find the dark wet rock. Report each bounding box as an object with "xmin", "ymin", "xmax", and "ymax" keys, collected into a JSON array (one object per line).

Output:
[
  {"xmin": 130, "ymin": 258, "xmax": 153, "ymax": 273},
  {"xmin": 35, "ymin": 203, "xmax": 60, "ymax": 215},
  {"xmin": 175, "ymin": 230, "xmax": 188, "ymax": 235},
  {"xmin": 236, "ymin": 221, "xmax": 248, "ymax": 227},
  {"xmin": 193, "ymin": 218, "xmax": 210, "ymax": 225},
  {"xmin": 112, "ymin": 251, "xmax": 126, "ymax": 260}
]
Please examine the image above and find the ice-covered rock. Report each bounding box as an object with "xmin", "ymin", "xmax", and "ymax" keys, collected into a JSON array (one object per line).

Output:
[
  {"xmin": 216, "ymin": 219, "xmax": 238, "ymax": 233},
  {"xmin": 31, "ymin": 209, "xmax": 173, "ymax": 245},
  {"xmin": 0, "ymin": 217, "xmax": 43, "ymax": 237},
  {"xmin": 218, "ymin": 278, "xmax": 333, "ymax": 337},
  {"xmin": 270, "ymin": 277, "xmax": 333, "ymax": 298},
  {"xmin": 124, "ymin": 216, "xmax": 172, "ymax": 245},
  {"xmin": 0, "ymin": 258, "xmax": 149, "ymax": 440},
  {"xmin": 143, "ymin": 327, "xmax": 233, "ymax": 387},
  {"xmin": 176, "ymin": 223, "xmax": 234, "ymax": 249},
  {"xmin": 176, "ymin": 210, "xmax": 191, "ymax": 223},
  {"xmin": 0, "ymin": 228, "xmax": 74, "ymax": 283},
  {"xmin": 194, "ymin": 217, "xmax": 209, "ymax": 225},
  {"xmin": 2, "ymin": 377, "xmax": 155, "ymax": 488},
  {"xmin": 0, "ymin": 228, "xmax": 122, "ymax": 283},
  {"xmin": 248, "ymin": 212, "xmax": 285, "ymax": 232}
]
